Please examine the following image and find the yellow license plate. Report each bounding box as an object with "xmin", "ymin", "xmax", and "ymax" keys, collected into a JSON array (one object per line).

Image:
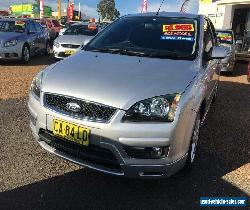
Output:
[
  {"xmin": 65, "ymin": 50, "xmax": 75, "ymax": 55},
  {"xmin": 52, "ymin": 119, "xmax": 90, "ymax": 146}
]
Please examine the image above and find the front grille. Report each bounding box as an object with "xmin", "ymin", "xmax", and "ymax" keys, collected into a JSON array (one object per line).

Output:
[
  {"xmin": 39, "ymin": 129, "xmax": 122, "ymax": 171},
  {"xmin": 61, "ymin": 44, "xmax": 80, "ymax": 49},
  {"xmin": 44, "ymin": 93, "xmax": 117, "ymax": 123}
]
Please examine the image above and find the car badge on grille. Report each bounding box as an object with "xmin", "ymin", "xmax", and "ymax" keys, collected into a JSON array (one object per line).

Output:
[{"xmin": 66, "ymin": 102, "xmax": 81, "ymax": 113}]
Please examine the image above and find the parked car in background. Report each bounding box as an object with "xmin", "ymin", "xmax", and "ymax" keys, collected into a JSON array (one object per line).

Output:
[
  {"xmin": 216, "ymin": 29, "xmax": 236, "ymax": 74},
  {"xmin": 59, "ymin": 21, "xmax": 80, "ymax": 36},
  {"xmin": 29, "ymin": 12, "xmax": 228, "ymax": 178},
  {"xmin": 0, "ymin": 18, "xmax": 49, "ymax": 63},
  {"xmin": 236, "ymin": 30, "xmax": 250, "ymax": 61},
  {"xmin": 247, "ymin": 62, "xmax": 250, "ymax": 82},
  {"xmin": 39, "ymin": 18, "xmax": 61, "ymax": 41},
  {"xmin": 98, "ymin": 22, "xmax": 110, "ymax": 31},
  {"xmin": 53, "ymin": 22, "xmax": 98, "ymax": 59}
]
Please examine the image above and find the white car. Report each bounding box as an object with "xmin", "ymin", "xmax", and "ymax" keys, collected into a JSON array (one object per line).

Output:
[{"xmin": 53, "ymin": 23, "xmax": 98, "ymax": 59}]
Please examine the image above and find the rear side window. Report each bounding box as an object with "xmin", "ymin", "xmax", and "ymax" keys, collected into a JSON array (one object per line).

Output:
[
  {"xmin": 27, "ymin": 21, "xmax": 36, "ymax": 33},
  {"xmin": 52, "ymin": 20, "xmax": 60, "ymax": 27}
]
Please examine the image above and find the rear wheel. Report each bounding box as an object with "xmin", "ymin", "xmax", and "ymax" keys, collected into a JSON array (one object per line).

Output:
[
  {"xmin": 184, "ymin": 111, "xmax": 201, "ymax": 170},
  {"xmin": 212, "ymin": 83, "xmax": 219, "ymax": 103},
  {"xmin": 44, "ymin": 42, "xmax": 50, "ymax": 55},
  {"xmin": 21, "ymin": 44, "xmax": 30, "ymax": 63}
]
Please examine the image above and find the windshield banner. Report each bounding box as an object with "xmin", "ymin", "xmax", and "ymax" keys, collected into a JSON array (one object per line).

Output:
[{"xmin": 163, "ymin": 24, "xmax": 194, "ymax": 32}]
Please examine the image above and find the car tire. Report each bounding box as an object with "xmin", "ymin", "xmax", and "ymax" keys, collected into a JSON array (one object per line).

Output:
[
  {"xmin": 21, "ymin": 44, "xmax": 30, "ymax": 63},
  {"xmin": 212, "ymin": 83, "xmax": 219, "ymax": 103},
  {"xmin": 44, "ymin": 42, "xmax": 50, "ymax": 56},
  {"xmin": 183, "ymin": 111, "xmax": 201, "ymax": 170}
]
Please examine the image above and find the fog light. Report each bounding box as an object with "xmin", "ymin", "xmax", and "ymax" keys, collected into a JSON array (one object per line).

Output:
[{"xmin": 151, "ymin": 147, "xmax": 163, "ymax": 158}]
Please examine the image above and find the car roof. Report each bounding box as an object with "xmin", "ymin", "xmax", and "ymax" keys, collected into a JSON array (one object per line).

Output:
[
  {"xmin": 124, "ymin": 12, "xmax": 201, "ymax": 19},
  {"xmin": 0, "ymin": 18, "xmax": 31, "ymax": 22}
]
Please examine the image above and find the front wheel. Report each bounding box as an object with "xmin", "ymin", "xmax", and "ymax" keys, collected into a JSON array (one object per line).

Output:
[
  {"xmin": 21, "ymin": 45, "xmax": 30, "ymax": 63},
  {"xmin": 184, "ymin": 111, "xmax": 201, "ymax": 170}
]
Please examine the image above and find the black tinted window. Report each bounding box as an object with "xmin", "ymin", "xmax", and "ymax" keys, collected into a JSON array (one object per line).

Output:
[
  {"xmin": 86, "ymin": 17, "xmax": 199, "ymax": 59},
  {"xmin": 64, "ymin": 25, "xmax": 98, "ymax": 36},
  {"xmin": 203, "ymin": 19, "xmax": 214, "ymax": 54}
]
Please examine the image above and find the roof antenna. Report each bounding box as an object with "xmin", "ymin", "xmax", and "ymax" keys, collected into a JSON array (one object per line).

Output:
[
  {"xmin": 156, "ymin": 0, "xmax": 166, "ymax": 16},
  {"xmin": 180, "ymin": 0, "xmax": 190, "ymax": 13}
]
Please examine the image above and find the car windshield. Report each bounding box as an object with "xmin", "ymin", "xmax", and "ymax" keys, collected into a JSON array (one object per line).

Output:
[
  {"xmin": 0, "ymin": 20, "xmax": 26, "ymax": 33},
  {"xmin": 64, "ymin": 24, "xmax": 98, "ymax": 36},
  {"xmin": 216, "ymin": 31, "xmax": 233, "ymax": 44},
  {"xmin": 85, "ymin": 16, "xmax": 199, "ymax": 60}
]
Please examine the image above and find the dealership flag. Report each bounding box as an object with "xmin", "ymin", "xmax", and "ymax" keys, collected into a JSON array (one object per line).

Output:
[
  {"xmin": 40, "ymin": 0, "xmax": 44, "ymax": 18},
  {"xmin": 142, "ymin": 0, "xmax": 148, "ymax": 13}
]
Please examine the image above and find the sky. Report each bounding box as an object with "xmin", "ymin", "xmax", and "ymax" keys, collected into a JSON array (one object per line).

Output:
[{"xmin": 0, "ymin": 0, "xmax": 199, "ymax": 18}]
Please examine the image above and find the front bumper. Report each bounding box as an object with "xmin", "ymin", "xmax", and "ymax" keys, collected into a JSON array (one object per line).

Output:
[
  {"xmin": 28, "ymin": 92, "xmax": 195, "ymax": 178},
  {"xmin": 0, "ymin": 45, "xmax": 22, "ymax": 60}
]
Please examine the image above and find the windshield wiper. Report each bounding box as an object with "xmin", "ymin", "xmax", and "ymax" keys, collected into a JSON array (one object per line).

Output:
[
  {"xmin": 87, "ymin": 48, "xmax": 194, "ymax": 60},
  {"xmin": 88, "ymin": 48, "xmax": 123, "ymax": 54}
]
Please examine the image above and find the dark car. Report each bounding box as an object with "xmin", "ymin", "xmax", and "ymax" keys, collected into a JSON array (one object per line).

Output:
[{"xmin": 0, "ymin": 18, "xmax": 50, "ymax": 63}]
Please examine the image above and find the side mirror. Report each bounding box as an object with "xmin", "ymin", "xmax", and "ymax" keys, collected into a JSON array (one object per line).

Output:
[{"xmin": 211, "ymin": 46, "xmax": 228, "ymax": 59}]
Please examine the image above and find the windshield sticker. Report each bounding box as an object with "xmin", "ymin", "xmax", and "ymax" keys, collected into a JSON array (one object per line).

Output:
[
  {"xmin": 161, "ymin": 35, "xmax": 195, "ymax": 42},
  {"xmin": 217, "ymin": 33, "xmax": 232, "ymax": 41},
  {"xmin": 164, "ymin": 31, "xmax": 194, "ymax": 36},
  {"xmin": 15, "ymin": 21, "xmax": 25, "ymax": 26},
  {"xmin": 163, "ymin": 24, "xmax": 194, "ymax": 32}
]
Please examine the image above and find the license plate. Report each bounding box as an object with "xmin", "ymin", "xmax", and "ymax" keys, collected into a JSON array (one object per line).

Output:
[
  {"xmin": 65, "ymin": 50, "xmax": 75, "ymax": 55},
  {"xmin": 52, "ymin": 119, "xmax": 90, "ymax": 146}
]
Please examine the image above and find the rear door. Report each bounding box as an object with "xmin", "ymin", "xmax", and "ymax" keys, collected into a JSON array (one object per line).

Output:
[
  {"xmin": 34, "ymin": 21, "xmax": 46, "ymax": 50},
  {"xmin": 26, "ymin": 21, "xmax": 38, "ymax": 54}
]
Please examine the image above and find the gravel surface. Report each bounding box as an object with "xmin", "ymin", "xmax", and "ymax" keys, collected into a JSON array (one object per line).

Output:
[{"xmin": 0, "ymin": 56, "xmax": 249, "ymax": 209}]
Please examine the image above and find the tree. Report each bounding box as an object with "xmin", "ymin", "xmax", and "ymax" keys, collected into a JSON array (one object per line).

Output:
[{"xmin": 97, "ymin": 0, "xmax": 120, "ymax": 21}]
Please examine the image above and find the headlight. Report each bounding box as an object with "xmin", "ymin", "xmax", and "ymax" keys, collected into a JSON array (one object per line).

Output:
[
  {"xmin": 4, "ymin": 39, "xmax": 18, "ymax": 47},
  {"xmin": 122, "ymin": 94, "xmax": 181, "ymax": 122},
  {"xmin": 30, "ymin": 71, "xmax": 44, "ymax": 98},
  {"xmin": 54, "ymin": 42, "xmax": 60, "ymax": 48}
]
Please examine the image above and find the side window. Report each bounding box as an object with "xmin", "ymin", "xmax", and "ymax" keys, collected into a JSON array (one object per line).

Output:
[
  {"xmin": 52, "ymin": 20, "xmax": 60, "ymax": 27},
  {"xmin": 27, "ymin": 21, "xmax": 36, "ymax": 33},
  {"xmin": 203, "ymin": 19, "xmax": 214, "ymax": 62},
  {"xmin": 208, "ymin": 20, "xmax": 218, "ymax": 46},
  {"xmin": 34, "ymin": 22, "xmax": 42, "ymax": 32}
]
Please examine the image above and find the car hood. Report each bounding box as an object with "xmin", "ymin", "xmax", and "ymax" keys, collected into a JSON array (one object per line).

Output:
[
  {"xmin": 42, "ymin": 51, "xmax": 198, "ymax": 110},
  {"xmin": 55, "ymin": 35, "xmax": 93, "ymax": 45},
  {"xmin": 0, "ymin": 32, "xmax": 23, "ymax": 42}
]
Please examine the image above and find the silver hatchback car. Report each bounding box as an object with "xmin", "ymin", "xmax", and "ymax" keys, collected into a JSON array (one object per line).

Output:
[{"xmin": 28, "ymin": 13, "xmax": 227, "ymax": 178}]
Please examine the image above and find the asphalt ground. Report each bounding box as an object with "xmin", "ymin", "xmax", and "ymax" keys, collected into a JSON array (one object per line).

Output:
[{"xmin": 0, "ymin": 55, "xmax": 249, "ymax": 210}]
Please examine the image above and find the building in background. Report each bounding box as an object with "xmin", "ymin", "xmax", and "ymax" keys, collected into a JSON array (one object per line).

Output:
[
  {"xmin": 199, "ymin": 0, "xmax": 250, "ymax": 38},
  {"xmin": 9, "ymin": 3, "xmax": 52, "ymax": 18}
]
